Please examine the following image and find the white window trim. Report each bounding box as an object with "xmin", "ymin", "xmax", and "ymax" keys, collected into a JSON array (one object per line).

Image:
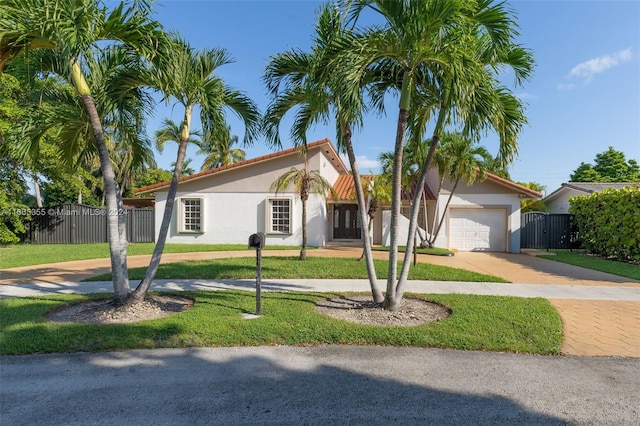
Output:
[
  {"xmin": 178, "ymin": 197, "xmax": 204, "ymax": 234},
  {"xmin": 266, "ymin": 197, "xmax": 293, "ymax": 235}
]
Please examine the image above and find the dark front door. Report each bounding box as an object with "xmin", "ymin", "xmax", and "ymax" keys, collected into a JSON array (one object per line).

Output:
[{"xmin": 333, "ymin": 205, "xmax": 361, "ymax": 239}]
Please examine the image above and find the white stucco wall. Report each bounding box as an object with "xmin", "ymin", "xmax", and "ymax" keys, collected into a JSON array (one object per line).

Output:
[
  {"xmin": 380, "ymin": 209, "xmax": 427, "ymax": 248},
  {"xmin": 381, "ymin": 193, "xmax": 522, "ymax": 253},
  {"xmin": 545, "ymin": 189, "xmax": 585, "ymax": 214},
  {"xmin": 155, "ymin": 191, "xmax": 329, "ymax": 247}
]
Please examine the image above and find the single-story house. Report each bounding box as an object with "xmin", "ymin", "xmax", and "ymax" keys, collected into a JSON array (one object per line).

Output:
[
  {"xmin": 543, "ymin": 182, "xmax": 638, "ymax": 214},
  {"xmin": 135, "ymin": 139, "xmax": 541, "ymax": 253}
]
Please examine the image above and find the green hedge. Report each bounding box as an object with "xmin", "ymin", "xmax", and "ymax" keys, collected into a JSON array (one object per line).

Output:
[{"xmin": 569, "ymin": 185, "xmax": 640, "ymax": 263}]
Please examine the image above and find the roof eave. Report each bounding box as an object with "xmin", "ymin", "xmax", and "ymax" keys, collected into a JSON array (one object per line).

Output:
[
  {"xmin": 485, "ymin": 172, "xmax": 543, "ymax": 199},
  {"xmin": 134, "ymin": 138, "xmax": 341, "ymax": 195}
]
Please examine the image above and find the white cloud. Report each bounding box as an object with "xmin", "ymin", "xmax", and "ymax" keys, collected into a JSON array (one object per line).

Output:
[
  {"xmin": 340, "ymin": 154, "xmax": 381, "ymax": 172},
  {"xmin": 516, "ymin": 92, "xmax": 539, "ymax": 101},
  {"xmin": 564, "ymin": 48, "xmax": 633, "ymax": 87},
  {"xmin": 557, "ymin": 82, "xmax": 576, "ymax": 91}
]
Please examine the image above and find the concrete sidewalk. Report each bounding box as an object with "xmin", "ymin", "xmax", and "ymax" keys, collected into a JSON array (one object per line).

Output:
[
  {"xmin": 2, "ymin": 278, "xmax": 639, "ymax": 301},
  {"xmin": 2, "ymin": 249, "xmax": 639, "ymax": 357}
]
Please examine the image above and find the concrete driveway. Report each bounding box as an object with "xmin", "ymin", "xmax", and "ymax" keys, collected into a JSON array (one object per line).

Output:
[{"xmin": 419, "ymin": 250, "xmax": 640, "ymax": 287}]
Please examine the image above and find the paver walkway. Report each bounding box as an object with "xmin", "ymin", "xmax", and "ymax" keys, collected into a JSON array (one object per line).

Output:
[{"xmin": 2, "ymin": 248, "xmax": 639, "ymax": 357}]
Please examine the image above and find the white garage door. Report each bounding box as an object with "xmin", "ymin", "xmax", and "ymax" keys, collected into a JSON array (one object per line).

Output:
[{"xmin": 449, "ymin": 208, "xmax": 507, "ymax": 252}]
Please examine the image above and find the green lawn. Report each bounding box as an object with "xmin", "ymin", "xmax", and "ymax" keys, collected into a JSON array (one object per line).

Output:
[
  {"xmin": 85, "ymin": 256, "xmax": 509, "ymax": 283},
  {"xmin": 539, "ymin": 251, "xmax": 640, "ymax": 280},
  {"xmin": 0, "ymin": 291, "xmax": 563, "ymax": 356},
  {"xmin": 0, "ymin": 243, "xmax": 297, "ymax": 269}
]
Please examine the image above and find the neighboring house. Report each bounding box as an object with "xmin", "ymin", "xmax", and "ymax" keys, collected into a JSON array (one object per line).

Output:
[
  {"xmin": 135, "ymin": 139, "xmax": 541, "ymax": 253},
  {"xmin": 543, "ymin": 182, "xmax": 638, "ymax": 214}
]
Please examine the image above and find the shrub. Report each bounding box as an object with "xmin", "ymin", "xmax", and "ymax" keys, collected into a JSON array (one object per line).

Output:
[{"xmin": 569, "ymin": 185, "xmax": 640, "ymax": 263}]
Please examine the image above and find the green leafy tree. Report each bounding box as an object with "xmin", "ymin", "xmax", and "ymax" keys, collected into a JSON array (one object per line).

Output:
[
  {"xmin": 570, "ymin": 147, "xmax": 640, "ymax": 182},
  {"xmin": 0, "ymin": 72, "xmax": 47, "ymax": 208},
  {"xmin": 1, "ymin": 0, "xmax": 166, "ymax": 302},
  {"xmin": 0, "ymin": 145, "xmax": 30, "ymax": 243},
  {"xmin": 133, "ymin": 167, "xmax": 173, "ymax": 190},
  {"xmin": 40, "ymin": 172, "xmax": 101, "ymax": 206},
  {"xmin": 0, "ymin": 73, "xmax": 32, "ymax": 242}
]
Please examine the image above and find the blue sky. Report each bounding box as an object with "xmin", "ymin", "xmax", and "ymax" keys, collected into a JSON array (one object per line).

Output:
[{"xmin": 148, "ymin": 0, "xmax": 640, "ymax": 195}]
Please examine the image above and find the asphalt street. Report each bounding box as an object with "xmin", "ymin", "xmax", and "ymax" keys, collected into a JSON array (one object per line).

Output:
[{"xmin": 2, "ymin": 345, "xmax": 638, "ymax": 425}]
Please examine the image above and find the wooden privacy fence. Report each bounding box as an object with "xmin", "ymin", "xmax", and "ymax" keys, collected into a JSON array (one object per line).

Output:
[
  {"xmin": 520, "ymin": 212, "xmax": 580, "ymax": 250},
  {"xmin": 21, "ymin": 203, "xmax": 155, "ymax": 244}
]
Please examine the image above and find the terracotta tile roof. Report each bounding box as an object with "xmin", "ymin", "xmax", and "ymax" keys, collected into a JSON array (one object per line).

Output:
[
  {"xmin": 330, "ymin": 174, "xmax": 371, "ymax": 200},
  {"xmin": 135, "ymin": 138, "xmax": 346, "ymax": 194},
  {"xmin": 329, "ymin": 174, "xmax": 436, "ymax": 202},
  {"xmin": 484, "ymin": 172, "xmax": 543, "ymax": 199},
  {"xmin": 330, "ymin": 172, "xmax": 538, "ymax": 203}
]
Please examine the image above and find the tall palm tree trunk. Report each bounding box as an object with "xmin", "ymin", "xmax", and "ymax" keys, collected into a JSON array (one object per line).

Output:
[
  {"xmin": 431, "ymin": 177, "xmax": 460, "ymax": 244},
  {"xmin": 132, "ymin": 105, "xmax": 193, "ymax": 302},
  {"xmin": 385, "ymin": 110, "xmax": 408, "ymax": 310},
  {"xmin": 397, "ymin": 102, "xmax": 449, "ymax": 300},
  {"xmin": 300, "ymin": 196, "xmax": 307, "ymax": 260},
  {"xmin": 396, "ymin": 135, "xmax": 439, "ymax": 301},
  {"xmin": 72, "ymin": 60, "xmax": 130, "ymax": 303},
  {"xmin": 428, "ymin": 178, "xmax": 444, "ymax": 246},
  {"xmin": 343, "ymin": 127, "xmax": 384, "ymax": 303},
  {"xmin": 384, "ymin": 73, "xmax": 412, "ymax": 310}
]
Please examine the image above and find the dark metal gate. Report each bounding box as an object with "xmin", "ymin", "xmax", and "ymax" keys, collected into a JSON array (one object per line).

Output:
[
  {"xmin": 521, "ymin": 212, "xmax": 579, "ymax": 250},
  {"xmin": 22, "ymin": 204, "xmax": 155, "ymax": 244}
]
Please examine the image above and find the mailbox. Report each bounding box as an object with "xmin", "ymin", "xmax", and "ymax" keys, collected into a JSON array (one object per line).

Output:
[
  {"xmin": 248, "ymin": 232, "xmax": 266, "ymax": 249},
  {"xmin": 248, "ymin": 232, "xmax": 266, "ymax": 316}
]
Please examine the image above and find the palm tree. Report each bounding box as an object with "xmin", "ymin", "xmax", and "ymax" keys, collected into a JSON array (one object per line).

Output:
[
  {"xmin": 357, "ymin": 173, "xmax": 391, "ymax": 261},
  {"xmin": 198, "ymin": 125, "xmax": 245, "ymax": 170},
  {"xmin": 1, "ymin": 0, "xmax": 165, "ymax": 303},
  {"xmin": 519, "ymin": 182, "xmax": 546, "ymax": 212},
  {"xmin": 343, "ymin": 0, "xmax": 533, "ymax": 309},
  {"xmin": 154, "ymin": 118, "xmax": 203, "ymax": 180},
  {"xmin": 340, "ymin": 0, "xmax": 474, "ymax": 308},
  {"xmin": 112, "ymin": 130, "xmax": 156, "ymax": 198},
  {"xmin": 155, "ymin": 118, "xmax": 202, "ymax": 155},
  {"xmin": 270, "ymin": 148, "xmax": 337, "ymax": 260},
  {"xmin": 427, "ymin": 133, "xmax": 493, "ymax": 246},
  {"xmin": 131, "ymin": 37, "xmax": 261, "ymax": 302},
  {"xmin": 264, "ymin": 4, "xmax": 385, "ymax": 302},
  {"xmin": 172, "ymin": 158, "xmax": 195, "ymax": 176}
]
